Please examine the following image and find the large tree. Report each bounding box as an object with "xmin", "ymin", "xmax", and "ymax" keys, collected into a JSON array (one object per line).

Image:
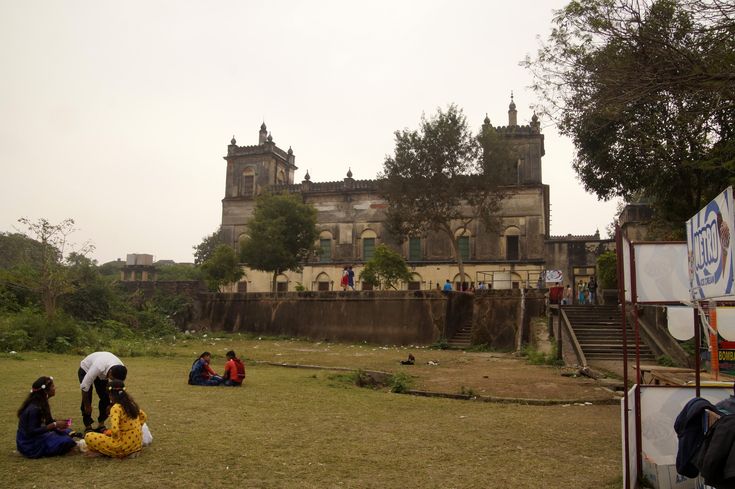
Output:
[
  {"xmin": 359, "ymin": 244, "xmax": 413, "ymax": 290},
  {"xmin": 525, "ymin": 0, "xmax": 735, "ymax": 234},
  {"xmin": 239, "ymin": 193, "xmax": 318, "ymax": 293},
  {"xmin": 380, "ymin": 104, "xmax": 509, "ymax": 286},
  {"xmin": 193, "ymin": 227, "xmax": 226, "ymax": 265},
  {"xmin": 200, "ymin": 244, "xmax": 244, "ymax": 292}
]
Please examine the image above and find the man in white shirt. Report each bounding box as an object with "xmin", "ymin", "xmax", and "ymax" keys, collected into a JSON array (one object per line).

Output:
[{"xmin": 78, "ymin": 351, "xmax": 127, "ymax": 432}]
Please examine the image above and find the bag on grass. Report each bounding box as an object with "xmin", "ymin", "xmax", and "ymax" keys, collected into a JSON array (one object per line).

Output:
[{"xmin": 142, "ymin": 423, "xmax": 153, "ymax": 446}]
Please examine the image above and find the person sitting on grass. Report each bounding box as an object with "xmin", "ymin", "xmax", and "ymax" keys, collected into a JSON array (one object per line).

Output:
[
  {"xmin": 16, "ymin": 376, "xmax": 79, "ymax": 458},
  {"xmin": 83, "ymin": 380, "xmax": 147, "ymax": 458},
  {"xmin": 188, "ymin": 351, "xmax": 223, "ymax": 386},
  {"xmin": 223, "ymin": 350, "xmax": 246, "ymax": 386}
]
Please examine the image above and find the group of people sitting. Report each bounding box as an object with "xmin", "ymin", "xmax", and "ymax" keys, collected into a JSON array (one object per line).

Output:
[
  {"xmin": 16, "ymin": 349, "xmax": 248, "ymax": 460},
  {"xmin": 16, "ymin": 351, "xmax": 147, "ymax": 459},
  {"xmin": 188, "ymin": 350, "xmax": 246, "ymax": 387}
]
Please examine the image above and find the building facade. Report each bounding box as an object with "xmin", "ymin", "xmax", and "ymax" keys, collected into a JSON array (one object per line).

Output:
[{"xmin": 221, "ymin": 98, "xmax": 605, "ymax": 292}]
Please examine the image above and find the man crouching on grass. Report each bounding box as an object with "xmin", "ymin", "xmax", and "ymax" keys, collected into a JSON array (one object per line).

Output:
[{"xmin": 78, "ymin": 351, "xmax": 127, "ymax": 433}]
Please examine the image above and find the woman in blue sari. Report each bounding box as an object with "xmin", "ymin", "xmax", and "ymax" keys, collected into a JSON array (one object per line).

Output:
[{"xmin": 16, "ymin": 376, "xmax": 77, "ymax": 458}]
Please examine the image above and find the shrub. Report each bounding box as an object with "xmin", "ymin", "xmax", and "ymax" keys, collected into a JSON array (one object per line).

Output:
[
  {"xmin": 657, "ymin": 355, "xmax": 676, "ymax": 367},
  {"xmin": 388, "ymin": 372, "xmax": 413, "ymax": 393},
  {"xmin": 430, "ymin": 339, "xmax": 450, "ymax": 350}
]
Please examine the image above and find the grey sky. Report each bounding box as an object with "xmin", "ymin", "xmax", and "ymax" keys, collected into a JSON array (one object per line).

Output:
[{"xmin": 0, "ymin": 1, "xmax": 619, "ymax": 264}]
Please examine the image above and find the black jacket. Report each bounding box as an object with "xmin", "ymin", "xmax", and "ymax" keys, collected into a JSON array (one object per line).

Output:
[
  {"xmin": 696, "ymin": 414, "xmax": 735, "ymax": 488},
  {"xmin": 674, "ymin": 397, "xmax": 718, "ymax": 478}
]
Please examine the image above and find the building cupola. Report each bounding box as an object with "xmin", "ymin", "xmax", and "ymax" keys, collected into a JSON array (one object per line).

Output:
[
  {"xmin": 508, "ymin": 92, "xmax": 517, "ymax": 126},
  {"xmin": 259, "ymin": 122, "xmax": 268, "ymax": 144}
]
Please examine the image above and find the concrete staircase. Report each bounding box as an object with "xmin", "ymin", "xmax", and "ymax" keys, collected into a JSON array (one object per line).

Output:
[
  {"xmin": 562, "ymin": 305, "xmax": 657, "ymax": 362},
  {"xmin": 447, "ymin": 322, "xmax": 472, "ymax": 348}
]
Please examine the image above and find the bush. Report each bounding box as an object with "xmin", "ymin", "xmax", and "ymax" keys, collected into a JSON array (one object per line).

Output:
[
  {"xmin": 430, "ymin": 339, "xmax": 450, "ymax": 350},
  {"xmin": 388, "ymin": 372, "xmax": 413, "ymax": 393},
  {"xmin": 597, "ymin": 251, "xmax": 618, "ymax": 289},
  {"xmin": 657, "ymin": 355, "xmax": 676, "ymax": 367},
  {"xmin": 521, "ymin": 344, "xmax": 564, "ymax": 366}
]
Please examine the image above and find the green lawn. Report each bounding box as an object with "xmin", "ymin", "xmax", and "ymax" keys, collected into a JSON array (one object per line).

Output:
[{"xmin": 0, "ymin": 340, "xmax": 622, "ymax": 489}]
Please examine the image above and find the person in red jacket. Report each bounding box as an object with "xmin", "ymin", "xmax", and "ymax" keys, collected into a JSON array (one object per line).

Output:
[{"xmin": 223, "ymin": 350, "xmax": 246, "ymax": 387}]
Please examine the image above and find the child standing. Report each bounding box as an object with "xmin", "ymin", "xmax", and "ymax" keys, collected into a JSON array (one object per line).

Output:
[{"xmin": 84, "ymin": 380, "xmax": 147, "ymax": 458}]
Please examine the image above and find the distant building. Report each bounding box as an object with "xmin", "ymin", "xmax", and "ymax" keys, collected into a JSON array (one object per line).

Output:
[
  {"xmin": 220, "ymin": 97, "xmax": 608, "ymax": 292},
  {"xmin": 121, "ymin": 253, "xmax": 156, "ymax": 281}
]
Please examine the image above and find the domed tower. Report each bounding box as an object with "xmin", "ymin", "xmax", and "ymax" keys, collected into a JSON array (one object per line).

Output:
[{"xmin": 221, "ymin": 123, "xmax": 298, "ymax": 248}]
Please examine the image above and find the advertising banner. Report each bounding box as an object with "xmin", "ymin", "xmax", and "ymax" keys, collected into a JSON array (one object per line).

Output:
[
  {"xmin": 544, "ymin": 270, "xmax": 563, "ymax": 283},
  {"xmin": 687, "ymin": 187, "xmax": 735, "ymax": 300},
  {"xmin": 634, "ymin": 243, "xmax": 690, "ymax": 303}
]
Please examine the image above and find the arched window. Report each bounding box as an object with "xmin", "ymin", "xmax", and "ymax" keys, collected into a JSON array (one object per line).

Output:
[
  {"xmin": 240, "ymin": 167, "xmax": 255, "ymax": 198},
  {"xmin": 361, "ymin": 229, "xmax": 377, "ymax": 261},
  {"xmin": 454, "ymin": 228, "xmax": 471, "ymax": 261},
  {"xmin": 408, "ymin": 236, "xmax": 422, "ymax": 261},
  {"xmin": 504, "ymin": 226, "xmax": 521, "ymax": 261},
  {"xmin": 407, "ymin": 272, "xmax": 422, "ymax": 291},
  {"xmin": 314, "ymin": 272, "xmax": 331, "ymax": 291},
  {"xmin": 275, "ymin": 273, "xmax": 289, "ymax": 293},
  {"xmin": 318, "ymin": 231, "xmax": 333, "ymax": 263}
]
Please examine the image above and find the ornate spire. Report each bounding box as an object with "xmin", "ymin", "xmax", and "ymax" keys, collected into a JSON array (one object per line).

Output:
[
  {"xmin": 304, "ymin": 170, "xmax": 311, "ymax": 181},
  {"xmin": 483, "ymin": 113, "xmax": 491, "ymax": 125},
  {"xmin": 346, "ymin": 167, "xmax": 353, "ymax": 179},
  {"xmin": 267, "ymin": 132, "xmax": 273, "ymax": 143},
  {"xmin": 230, "ymin": 135, "xmax": 236, "ymax": 145},
  {"xmin": 508, "ymin": 91, "xmax": 518, "ymax": 126},
  {"xmin": 287, "ymin": 146, "xmax": 293, "ymax": 155},
  {"xmin": 259, "ymin": 122, "xmax": 268, "ymax": 144},
  {"xmin": 530, "ymin": 112, "xmax": 540, "ymax": 132}
]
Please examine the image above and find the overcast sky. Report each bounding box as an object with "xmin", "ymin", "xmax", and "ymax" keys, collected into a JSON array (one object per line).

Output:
[{"xmin": 0, "ymin": 1, "xmax": 620, "ymax": 264}]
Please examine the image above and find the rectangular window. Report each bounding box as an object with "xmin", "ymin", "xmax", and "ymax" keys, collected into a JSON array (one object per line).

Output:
[
  {"xmin": 319, "ymin": 239, "xmax": 331, "ymax": 262},
  {"xmin": 237, "ymin": 281, "xmax": 247, "ymax": 293},
  {"xmin": 362, "ymin": 282, "xmax": 373, "ymax": 291},
  {"xmin": 317, "ymin": 281, "xmax": 330, "ymax": 291},
  {"xmin": 458, "ymin": 236, "xmax": 470, "ymax": 261},
  {"xmin": 408, "ymin": 281, "xmax": 421, "ymax": 291},
  {"xmin": 242, "ymin": 175, "xmax": 254, "ymax": 198},
  {"xmin": 363, "ymin": 238, "xmax": 375, "ymax": 261},
  {"xmin": 276, "ymin": 282, "xmax": 288, "ymax": 292},
  {"xmin": 408, "ymin": 238, "xmax": 421, "ymax": 261},
  {"xmin": 506, "ymin": 236, "xmax": 519, "ymax": 261}
]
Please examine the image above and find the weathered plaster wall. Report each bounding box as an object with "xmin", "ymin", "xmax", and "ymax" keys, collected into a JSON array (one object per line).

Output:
[
  {"xmin": 196, "ymin": 289, "xmax": 545, "ymax": 350},
  {"xmin": 199, "ymin": 290, "xmax": 447, "ymax": 345}
]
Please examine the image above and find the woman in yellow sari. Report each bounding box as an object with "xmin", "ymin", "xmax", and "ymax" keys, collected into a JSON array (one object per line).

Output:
[{"xmin": 84, "ymin": 380, "xmax": 146, "ymax": 458}]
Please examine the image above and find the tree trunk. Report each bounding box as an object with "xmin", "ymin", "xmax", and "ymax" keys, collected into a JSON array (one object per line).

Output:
[
  {"xmin": 449, "ymin": 233, "xmax": 466, "ymax": 290},
  {"xmin": 272, "ymin": 271, "xmax": 278, "ymax": 298}
]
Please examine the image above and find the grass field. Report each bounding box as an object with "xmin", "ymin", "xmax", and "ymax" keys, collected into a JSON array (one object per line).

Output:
[{"xmin": 0, "ymin": 337, "xmax": 622, "ymax": 488}]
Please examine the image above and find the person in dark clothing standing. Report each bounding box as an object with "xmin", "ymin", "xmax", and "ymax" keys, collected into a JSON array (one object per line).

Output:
[{"xmin": 588, "ymin": 276, "xmax": 598, "ymax": 305}]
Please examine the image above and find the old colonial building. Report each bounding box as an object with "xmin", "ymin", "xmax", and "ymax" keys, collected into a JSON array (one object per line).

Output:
[{"xmin": 221, "ymin": 98, "xmax": 609, "ymax": 292}]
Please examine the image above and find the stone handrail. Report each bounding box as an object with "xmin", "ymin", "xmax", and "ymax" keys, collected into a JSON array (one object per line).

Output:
[{"xmin": 560, "ymin": 306, "xmax": 587, "ymax": 367}]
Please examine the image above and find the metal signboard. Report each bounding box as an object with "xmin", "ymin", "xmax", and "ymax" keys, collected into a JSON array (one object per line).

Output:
[{"xmin": 686, "ymin": 187, "xmax": 735, "ymax": 300}]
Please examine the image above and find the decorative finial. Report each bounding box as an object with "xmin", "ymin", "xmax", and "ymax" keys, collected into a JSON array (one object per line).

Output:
[
  {"xmin": 267, "ymin": 132, "xmax": 273, "ymax": 143},
  {"xmin": 531, "ymin": 112, "xmax": 538, "ymax": 123},
  {"xmin": 483, "ymin": 113, "xmax": 491, "ymax": 125},
  {"xmin": 304, "ymin": 170, "xmax": 311, "ymax": 181},
  {"xmin": 346, "ymin": 167, "xmax": 353, "ymax": 179},
  {"xmin": 509, "ymin": 91, "xmax": 516, "ymax": 110},
  {"xmin": 230, "ymin": 135, "xmax": 236, "ymax": 145},
  {"xmin": 260, "ymin": 122, "xmax": 267, "ymax": 131},
  {"xmin": 288, "ymin": 146, "xmax": 293, "ymax": 155}
]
